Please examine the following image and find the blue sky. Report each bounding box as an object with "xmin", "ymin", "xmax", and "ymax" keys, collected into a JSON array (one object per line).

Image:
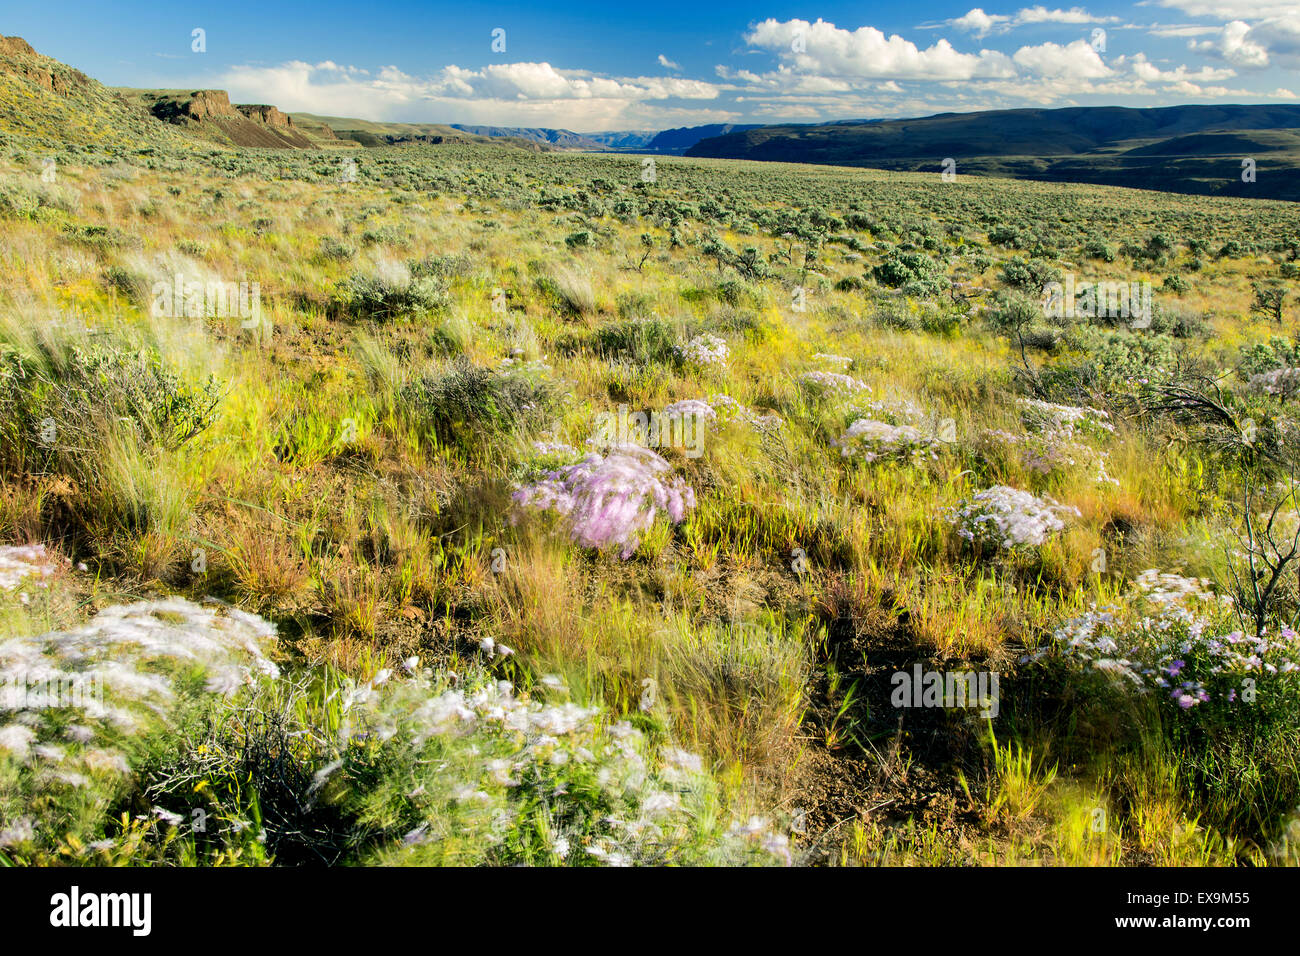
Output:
[{"xmin": 4, "ymin": 1, "xmax": 1299, "ymax": 130}]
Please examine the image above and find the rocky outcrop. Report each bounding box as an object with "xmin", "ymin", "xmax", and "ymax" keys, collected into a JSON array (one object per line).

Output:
[
  {"xmin": 0, "ymin": 34, "xmax": 89, "ymax": 95},
  {"xmin": 237, "ymin": 104, "xmax": 292, "ymax": 128},
  {"xmin": 150, "ymin": 89, "xmax": 237, "ymax": 123},
  {"xmin": 0, "ymin": 34, "xmax": 343, "ymax": 151},
  {"xmin": 144, "ymin": 90, "xmax": 332, "ymax": 147},
  {"xmin": 0, "ymin": 36, "xmax": 36, "ymax": 57}
]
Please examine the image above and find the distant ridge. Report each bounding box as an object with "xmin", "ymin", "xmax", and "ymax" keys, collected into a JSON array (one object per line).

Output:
[
  {"xmin": 686, "ymin": 105, "xmax": 1300, "ymax": 200},
  {"xmin": 646, "ymin": 123, "xmax": 762, "ymax": 153},
  {"xmin": 445, "ymin": 123, "xmax": 762, "ymax": 154},
  {"xmin": 5, "ymin": 32, "xmax": 1299, "ymax": 201},
  {"xmin": 450, "ymin": 124, "xmax": 607, "ymax": 149},
  {"xmin": 293, "ymin": 115, "xmax": 548, "ymax": 150}
]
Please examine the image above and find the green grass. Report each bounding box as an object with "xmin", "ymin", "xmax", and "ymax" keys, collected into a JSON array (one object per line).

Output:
[{"xmin": 0, "ymin": 136, "xmax": 1298, "ymax": 866}]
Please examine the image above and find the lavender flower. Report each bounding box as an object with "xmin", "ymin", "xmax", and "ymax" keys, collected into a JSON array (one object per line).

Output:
[
  {"xmin": 986, "ymin": 399, "xmax": 1118, "ymax": 486},
  {"xmin": 1247, "ymin": 367, "xmax": 1300, "ymax": 400},
  {"xmin": 1045, "ymin": 572, "xmax": 1298, "ymax": 711},
  {"xmin": 513, "ymin": 445, "xmax": 696, "ymax": 558}
]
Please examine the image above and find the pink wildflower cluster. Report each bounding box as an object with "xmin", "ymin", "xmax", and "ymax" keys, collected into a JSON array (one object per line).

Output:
[{"xmin": 513, "ymin": 445, "xmax": 696, "ymax": 558}]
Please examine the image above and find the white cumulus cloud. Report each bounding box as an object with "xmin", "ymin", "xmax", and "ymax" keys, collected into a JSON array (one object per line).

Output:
[{"xmin": 745, "ymin": 18, "xmax": 1016, "ymax": 80}]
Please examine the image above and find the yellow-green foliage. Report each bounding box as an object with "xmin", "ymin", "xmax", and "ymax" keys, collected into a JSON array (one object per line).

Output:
[{"xmin": 2, "ymin": 138, "xmax": 1299, "ymax": 867}]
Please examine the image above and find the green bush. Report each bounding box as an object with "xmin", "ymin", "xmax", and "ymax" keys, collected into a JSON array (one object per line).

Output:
[
  {"xmin": 593, "ymin": 317, "xmax": 679, "ymax": 365},
  {"xmin": 998, "ymin": 256, "xmax": 1063, "ymax": 293},
  {"xmin": 1083, "ymin": 238, "xmax": 1116, "ymax": 262},
  {"xmin": 400, "ymin": 360, "xmax": 554, "ymax": 452},
  {"xmin": 337, "ymin": 270, "xmax": 449, "ymax": 320},
  {"xmin": 872, "ymin": 251, "xmax": 945, "ymax": 297},
  {"xmin": 317, "ymin": 236, "xmax": 357, "ymax": 262}
]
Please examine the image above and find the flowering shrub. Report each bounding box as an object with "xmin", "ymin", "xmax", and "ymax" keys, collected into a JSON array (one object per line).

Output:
[
  {"xmin": 315, "ymin": 667, "xmax": 791, "ymax": 866},
  {"xmin": 0, "ymin": 544, "xmax": 58, "ymax": 593},
  {"xmin": 0, "ymin": 598, "xmax": 279, "ymax": 855},
  {"xmin": 707, "ymin": 394, "xmax": 784, "ymax": 432},
  {"xmin": 1018, "ymin": 399, "xmax": 1114, "ymax": 440},
  {"xmin": 499, "ymin": 356, "xmax": 553, "ymax": 374},
  {"xmin": 531, "ymin": 440, "xmax": 579, "ymax": 458},
  {"xmin": 673, "ymin": 334, "xmax": 729, "ymax": 369},
  {"xmin": 947, "ymin": 484, "xmax": 1080, "ymax": 549},
  {"xmin": 513, "ymin": 444, "xmax": 696, "ymax": 558},
  {"xmin": 864, "ymin": 396, "xmax": 928, "ymax": 423},
  {"xmin": 661, "ymin": 399, "xmax": 718, "ymax": 426},
  {"xmin": 835, "ymin": 419, "xmax": 939, "ymax": 463},
  {"xmin": 1247, "ymin": 366, "xmax": 1300, "ymax": 400},
  {"xmin": 1039, "ymin": 570, "xmax": 1300, "ymax": 718},
  {"xmin": 2, "ymin": 596, "xmax": 788, "ymax": 865},
  {"xmin": 1021, "ymin": 571, "xmax": 1300, "ymax": 836},
  {"xmin": 811, "ymin": 352, "xmax": 853, "ymax": 366}
]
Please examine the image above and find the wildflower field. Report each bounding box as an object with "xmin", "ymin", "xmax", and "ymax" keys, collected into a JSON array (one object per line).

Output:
[{"xmin": 2, "ymin": 138, "xmax": 1300, "ymax": 867}]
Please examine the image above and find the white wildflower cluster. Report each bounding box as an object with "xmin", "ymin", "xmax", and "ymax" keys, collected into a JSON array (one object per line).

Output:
[
  {"xmin": 500, "ymin": 356, "xmax": 553, "ymax": 374},
  {"xmin": 336, "ymin": 668, "xmax": 790, "ymax": 866},
  {"xmin": 512, "ymin": 444, "xmax": 696, "ymax": 558},
  {"xmin": 1130, "ymin": 569, "xmax": 1228, "ymax": 624},
  {"xmin": 0, "ymin": 598, "xmax": 278, "ymax": 830},
  {"xmin": 1247, "ymin": 367, "xmax": 1300, "ymax": 400},
  {"xmin": 0, "ymin": 544, "xmax": 59, "ymax": 593},
  {"xmin": 987, "ymin": 399, "xmax": 1118, "ymax": 486},
  {"xmin": 862, "ymin": 396, "xmax": 928, "ymax": 423},
  {"xmin": 835, "ymin": 419, "xmax": 939, "ymax": 464},
  {"xmin": 727, "ymin": 814, "xmax": 793, "ymax": 865},
  {"xmin": 835, "ymin": 392, "xmax": 947, "ymax": 463},
  {"xmin": 1041, "ymin": 571, "xmax": 1298, "ymax": 711},
  {"xmin": 673, "ymin": 334, "xmax": 729, "ymax": 368},
  {"xmin": 947, "ymin": 485, "xmax": 1080, "ymax": 549},
  {"xmin": 799, "ymin": 371, "xmax": 871, "ymax": 396}
]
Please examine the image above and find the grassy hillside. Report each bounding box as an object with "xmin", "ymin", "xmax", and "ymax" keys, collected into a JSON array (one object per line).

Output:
[
  {"xmin": 0, "ymin": 35, "xmax": 341, "ymax": 154},
  {"xmin": 2, "ymin": 131, "xmax": 1300, "ymax": 866},
  {"xmin": 0, "ymin": 35, "xmax": 194, "ymax": 150}
]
